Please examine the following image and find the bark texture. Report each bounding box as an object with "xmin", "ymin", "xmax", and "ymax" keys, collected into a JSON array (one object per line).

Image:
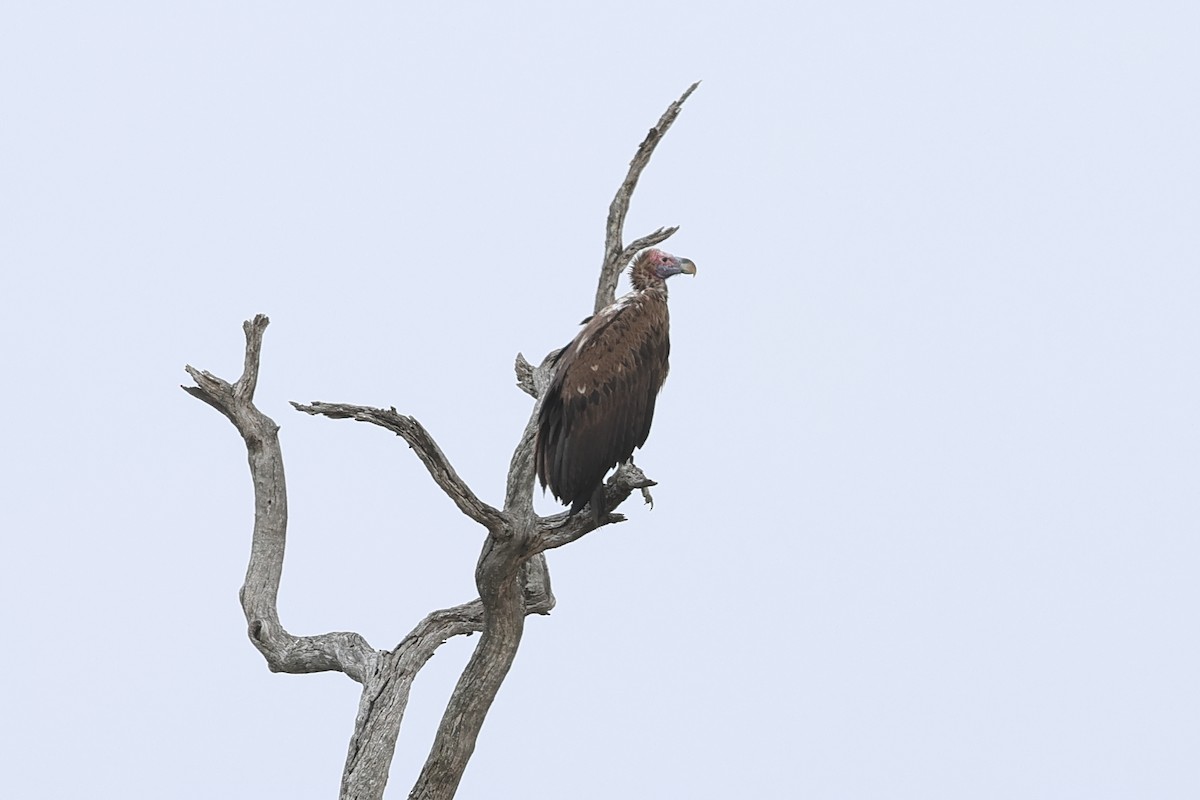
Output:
[{"xmin": 183, "ymin": 81, "xmax": 699, "ymax": 800}]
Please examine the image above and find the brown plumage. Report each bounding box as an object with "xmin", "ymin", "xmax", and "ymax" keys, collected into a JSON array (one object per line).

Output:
[{"xmin": 536, "ymin": 248, "xmax": 696, "ymax": 519}]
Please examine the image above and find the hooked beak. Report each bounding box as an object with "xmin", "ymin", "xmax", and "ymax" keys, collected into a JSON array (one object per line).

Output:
[{"xmin": 679, "ymin": 258, "xmax": 697, "ymax": 276}]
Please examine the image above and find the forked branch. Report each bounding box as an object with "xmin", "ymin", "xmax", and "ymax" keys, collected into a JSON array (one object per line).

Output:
[
  {"xmin": 183, "ymin": 315, "xmax": 377, "ymax": 684},
  {"xmin": 595, "ymin": 80, "xmax": 700, "ymax": 313}
]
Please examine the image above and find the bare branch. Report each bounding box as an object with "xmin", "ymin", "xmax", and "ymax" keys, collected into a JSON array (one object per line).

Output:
[
  {"xmin": 250, "ymin": 626, "xmax": 378, "ymax": 682},
  {"xmin": 521, "ymin": 553, "xmax": 555, "ymax": 614},
  {"xmin": 515, "ymin": 347, "xmax": 563, "ymax": 399},
  {"xmin": 235, "ymin": 314, "xmax": 268, "ymax": 401},
  {"xmin": 595, "ymin": 80, "xmax": 700, "ymax": 313},
  {"xmin": 292, "ymin": 401, "xmax": 507, "ymax": 534},
  {"xmin": 534, "ymin": 462, "xmax": 657, "ymax": 551},
  {"xmin": 514, "ymin": 353, "xmax": 536, "ymax": 397},
  {"xmin": 504, "ymin": 348, "xmax": 563, "ymax": 518},
  {"xmin": 183, "ymin": 315, "xmax": 378, "ymax": 684}
]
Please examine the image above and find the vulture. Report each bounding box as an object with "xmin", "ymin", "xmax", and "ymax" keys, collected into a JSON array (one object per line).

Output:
[{"xmin": 535, "ymin": 247, "xmax": 696, "ymax": 520}]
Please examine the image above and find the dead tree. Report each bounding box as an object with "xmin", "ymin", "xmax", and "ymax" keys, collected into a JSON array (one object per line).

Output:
[{"xmin": 183, "ymin": 82, "xmax": 699, "ymax": 800}]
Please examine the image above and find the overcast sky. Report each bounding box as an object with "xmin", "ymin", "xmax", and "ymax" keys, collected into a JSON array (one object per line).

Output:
[{"xmin": 3, "ymin": 3, "xmax": 1198, "ymax": 798}]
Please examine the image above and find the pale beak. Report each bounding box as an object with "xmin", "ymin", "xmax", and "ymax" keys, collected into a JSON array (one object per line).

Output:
[{"xmin": 679, "ymin": 258, "xmax": 697, "ymax": 275}]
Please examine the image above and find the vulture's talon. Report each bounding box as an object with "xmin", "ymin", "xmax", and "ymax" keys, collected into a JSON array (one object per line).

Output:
[{"xmin": 640, "ymin": 486, "xmax": 655, "ymax": 509}]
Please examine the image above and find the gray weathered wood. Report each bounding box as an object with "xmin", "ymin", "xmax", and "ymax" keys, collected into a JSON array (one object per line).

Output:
[
  {"xmin": 595, "ymin": 81, "xmax": 699, "ymax": 314},
  {"xmin": 292, "ymin": 401, "xmax": 507, "ymax": 533},
  {"xmin": 184, "ymin": 317, "xmax": 379, "ymax": 684},
  {"xmin": 183, "ymin": 82, "xmax": 698, "ymax": 800}
]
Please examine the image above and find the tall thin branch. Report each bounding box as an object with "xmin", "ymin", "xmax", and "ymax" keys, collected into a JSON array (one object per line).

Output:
[
  {"xmin": 504, "ymin": 348, "xmax": 562, "ymax": 518},
  {"xmin": 594, "ymin": 80, "xmax": 700, "ymax": 313}
]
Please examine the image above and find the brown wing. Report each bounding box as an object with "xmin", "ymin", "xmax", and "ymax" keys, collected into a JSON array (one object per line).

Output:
[{"xmin": 536, "ymin": 293, "xmax": 671, "ymax": 513}]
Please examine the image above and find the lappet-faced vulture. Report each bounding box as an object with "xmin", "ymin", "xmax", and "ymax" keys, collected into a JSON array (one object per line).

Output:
[{"xmin": 535, "ymin": 248, "xmax": 696, "ymax": 520}]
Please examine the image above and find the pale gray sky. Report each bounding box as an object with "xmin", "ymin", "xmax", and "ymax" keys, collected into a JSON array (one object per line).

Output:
[{"xmin": 3, "ymin": 3, "xmax": 1198, "ymax": 798}]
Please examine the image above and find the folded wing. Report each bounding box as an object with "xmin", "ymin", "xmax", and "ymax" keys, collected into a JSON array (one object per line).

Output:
[{"xmin": 535, "ymin": 292, "xmax": 670, "ymax": 515}]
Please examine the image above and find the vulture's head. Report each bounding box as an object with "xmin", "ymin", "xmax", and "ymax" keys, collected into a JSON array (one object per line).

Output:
[{"xmin": 630, "ymin": 248, "xmax": 697, "ymax": 290}]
